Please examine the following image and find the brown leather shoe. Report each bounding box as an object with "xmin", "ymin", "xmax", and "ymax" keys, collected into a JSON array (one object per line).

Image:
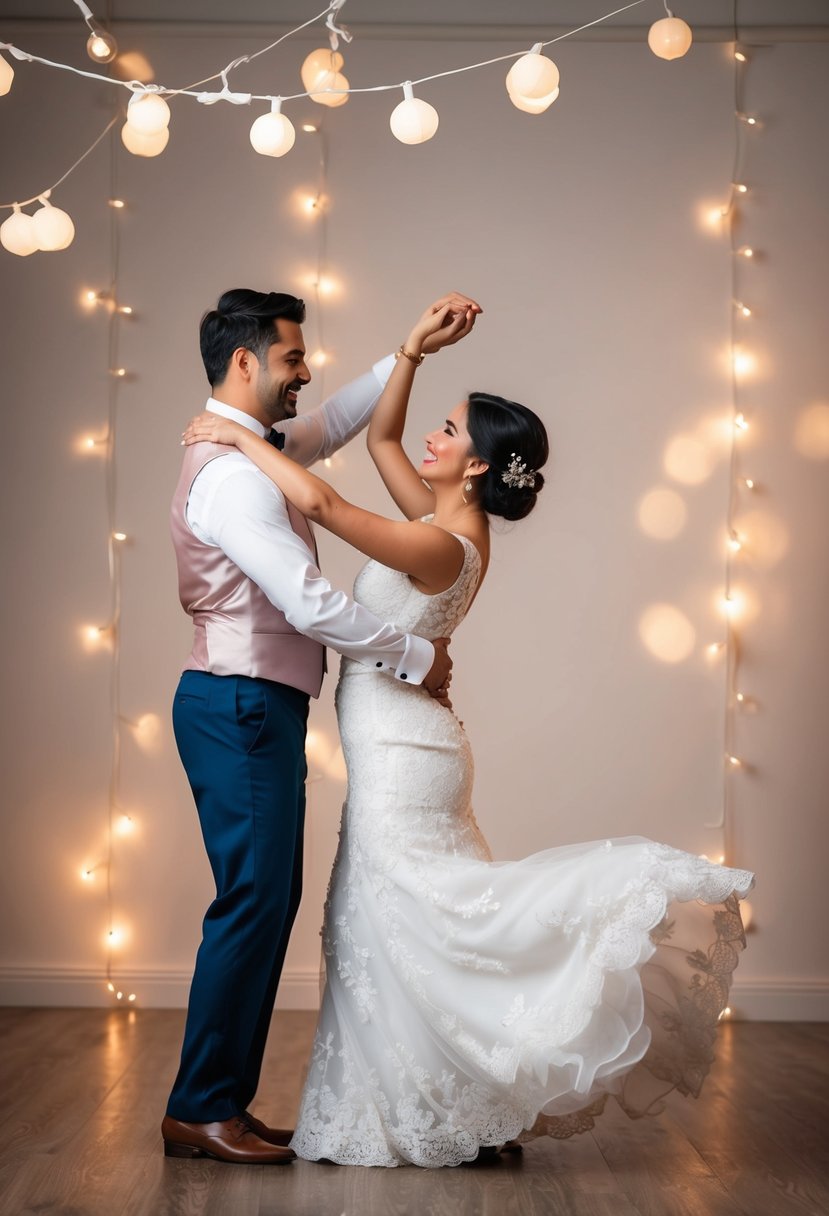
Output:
[
  {"xmin": 240, "ymin": 1110, "xmax": 294, "ymax": 1147},
  {"xmin": 161, "ymin": 1114, "xmax": 296, "ymax": 1164}
]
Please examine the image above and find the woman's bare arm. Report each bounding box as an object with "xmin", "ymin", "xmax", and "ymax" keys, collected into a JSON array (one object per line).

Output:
[
  {"xmin": 183, "ymin": 416, "xmax": 465, "ymax": 594},
  {"xmin": 368, "ymin": 295, "xmax": 480, "ymax": 520}
]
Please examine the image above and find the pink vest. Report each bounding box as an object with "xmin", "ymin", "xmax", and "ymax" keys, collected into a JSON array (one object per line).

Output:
[{"xmin": 171, "ymin": 443, "xmax": 325, "ymax": 697}]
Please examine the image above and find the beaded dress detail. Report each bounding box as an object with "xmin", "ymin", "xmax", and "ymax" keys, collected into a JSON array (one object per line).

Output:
[{"xmin": 290, "ymin": 527, "xmax": 754, "ymax": 1168}]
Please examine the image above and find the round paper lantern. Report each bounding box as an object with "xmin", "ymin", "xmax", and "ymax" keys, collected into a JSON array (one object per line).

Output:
[
  {"xmin": 301, "ymin": 46, "xmax": 349, "ymax": 107},
  {"xmin": 86, "ymin": 29, "xmax": 118, "ymax": 63},
  {"xmin": 508, "ymin": 85, "xmax": 560, "ymax": 114},
  {"xmin": 301, "ymin": 47, "xmax": 343, "ymax": 91},
  {"xmin": 0, "ymin": 205, "xmax": 38, "ymax": 256},
  {"xmin": 126, "ymin": 90, "xmax": 171, "ymax": 136},
  {"xmin": 506, "ymin": 51, "xmax": 560, "ymax": 101},
  {"xmin": 390, "ymin": 83, "xmax": 439, "ymax": 145},
  {"xmin": 250, "ymin": 102, "xmax": 296, "ymax": 157},
  {"xmin": 648, "ymin": 16, "xmax": 693, "ymax": 60},
  {"xmin": 121, "ymin": 121, "xmax": 169, "ymax": 157},
  {"xmin": 0, "ymin": 52, "xmax": 14, "ymax": 97},
  {"xmin": 32, "ymin": 198, "xmax": 75, "ymax": 250}
]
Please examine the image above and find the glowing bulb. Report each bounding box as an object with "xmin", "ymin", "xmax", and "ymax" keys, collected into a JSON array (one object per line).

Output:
[
  {"xmin": 117, "ymin": 305, "xmax": 133, "ymax": 316},
  {"xmin": 735, "ymin": 301, "xmax": 752, "ymax": 318},
  {"xmin": 728, "ymin": 755, "xmax": 742, "ymax": 768},
  {"xmin": 737, "ymin": 246, "xmax": 754, "ymax": 258},
  {"xmin": 80, "ymin": 866, "xmax": 95, "ymax": 882},
  {"xmin": 127, "ymin": 90, "xmax": 171, "ymax": 136},
  {"xmin": 121, "ymin": 122, "xmax": 169, "ymax": 157},
  {"xmin": 743, "ymin": 477, "xmax": 755, "ymax": 490},
  {"xmin": 0, "ymin": 51, "xmax": 15, "ymax": 96},
  {"xmin": 107, "ymin": 928, "xmax": 124, "ymax": 948},
  {"xmin": 302, "ymin": 121, "xmax": 319, "ymax": 133},
  {"xmin": 303, "ymin": 195, "xmax": 320, "ymax": 215},
  {"xmin": 116, "ymin": 814, "xmax": 134, "ymax": 836},
  {"xmin": 301, "ymin": 47, "xmax": 350, "ymax": 107},
  {"xmin": 390, "ymin": 83, "xmax": 439, "ymax": 145},
  {"xmin": 737, "ymin": 111, "xmax": 758, "ymax": 126},
  {"xmin": 719, "ymin": 1006, "xmax": 732, "ymax": 1020},
  {"xmin": 728, "ymin": 534, "xmax": 743, "ymax": 552},
  {"xmin": 249, "ymin": 99, "xmax": 296, "ymax": 157},
  {"xmin": 111, "ymin": 367, "xmax": 127, "ymax": 378},
  {"xmin": 30, "ymin": 196, "xmax": 74, "ymax": 251},
  {"xmin": 316, "ymin": 275, "xmax": 337, "ymax": 296},
  {"xmin": 107, "ymin": 982, "xmax": 116, "ymax": 993},
  {"xmin": 506, "ymin": 48, "xmax": 560, "ymax": 100},
  {"xmin": 0, "ymin": 205, "xmax": 39, "ymax": 257},
  {"xmin": 310, "ymin": 350, "xmax": 328, "ymax": 368},
  {"xmin": 85, "ymin": 625, "xmax": 105, "ymax": 642},
  {"xmin": 734, "ymin": 183, "xmax": 748, "ymax": 194},
  {"xmin": 109, "ymin": 198, "xmax": 126, "ymax": 209},
  {"xmin": 87, "ymin": 28, "xmax": 118, "ymax": 63},
  {"xmin": 128, "ymin": 993, "xmax": 136, "ymax": 1002},
  {"xmin": 648, "ymin": 16, "xmax": 693, "ymax": 60},
  {"xmin": 130, "ymin": 712, "xmax": 162, "ymax": 752},
  {"xmin": 116, "ymin": 990, "xmax": 123, "ymax": 1000},
  {"xmin": 707, "ymin": 642, "xmax": 725, "ymax": 657},
  {"xmin": 720, "ymin": 593, "xmax": 743, "ymax": 618},
  {"xmin": 113, "ymin": 531, "xmax": 127, "ymax": 542},
  {"xmin": 734, "ymin": 413, "xmax": 749, "ymax": 431},
  {"xmin": 734, "ymin": 49, "xmax": 748, "ymax": 62},
  {"xmin": 733, "ymin": 350, "xmax": 755, "ymax": 377}
]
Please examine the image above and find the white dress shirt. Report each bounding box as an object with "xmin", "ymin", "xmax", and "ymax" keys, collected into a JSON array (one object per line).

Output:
[{"xmin": 185, "ymin": 356, "xmax": 434, "ymax": 685}]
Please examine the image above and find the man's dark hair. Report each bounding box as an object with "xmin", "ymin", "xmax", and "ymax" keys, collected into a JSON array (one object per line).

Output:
[{"xmin": 199, "ymin": 288, "xmax": 306, "ymax": 387}]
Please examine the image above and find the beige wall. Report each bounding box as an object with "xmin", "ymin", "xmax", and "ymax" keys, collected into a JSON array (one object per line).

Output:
[{"xmin": 1, "ymin": 24, "xmax": 827, "ymax": 1018}]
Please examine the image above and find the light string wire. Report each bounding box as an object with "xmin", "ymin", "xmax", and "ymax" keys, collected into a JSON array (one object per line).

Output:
[
  {"xmin": 0, "ymin": 113, "xmax": 118, "ymax": 209},
  {"xmin": 104, "ymin": 110, "xmax": 123, "ymax": 992},
  {"xmin": 707, "ymin": 0, "xmax": 754, "ymax": 847},
  {"xmin": 311, "ymin": 118, "xmax": 330, "ymax": 404},
  {"xmin": 0, "ymin": 0, "xmax": 647, "ymax": 211}
]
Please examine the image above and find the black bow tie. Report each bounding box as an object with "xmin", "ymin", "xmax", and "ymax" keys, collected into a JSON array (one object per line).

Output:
[{"xmin": 267, "ymin": 429, "xmax": 285, "ymax": 450}]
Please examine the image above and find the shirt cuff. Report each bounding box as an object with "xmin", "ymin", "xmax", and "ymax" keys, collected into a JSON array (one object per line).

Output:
[
  {"xmin": 371, "ymin": 634, "xmax": 434, "ymax": 685},
  {"xmin": 371, "ymin": 353, "xmax": 396, "ymax": 389}
]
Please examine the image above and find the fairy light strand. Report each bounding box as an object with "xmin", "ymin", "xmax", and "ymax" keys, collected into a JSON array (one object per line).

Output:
[{"xmin": 706, "ymin": 2, "xmax": 758, "ymax": 852}]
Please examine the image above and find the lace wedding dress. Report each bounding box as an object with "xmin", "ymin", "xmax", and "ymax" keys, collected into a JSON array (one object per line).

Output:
[{"xmin": 291, "ymin": 526, "xmax": 755, "ymax": 1168}]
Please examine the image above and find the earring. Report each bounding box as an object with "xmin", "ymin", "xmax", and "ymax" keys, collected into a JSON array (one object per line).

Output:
[{"xmin": 461, "ymin": 477, "xmax": 473, "ymax": 505}]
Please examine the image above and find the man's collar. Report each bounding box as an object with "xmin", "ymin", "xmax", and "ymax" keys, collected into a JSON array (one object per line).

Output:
[{"xmin": 206, "ymin": 397, "xmax": 270, "ymax": 439}]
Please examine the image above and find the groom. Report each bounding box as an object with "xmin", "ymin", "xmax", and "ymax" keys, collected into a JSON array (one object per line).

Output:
[{"xmin": 162, "ymin": 288, "xmax": 476, "ymax": 1164}]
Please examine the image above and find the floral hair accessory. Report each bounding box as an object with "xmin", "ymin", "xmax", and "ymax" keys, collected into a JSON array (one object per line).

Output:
[{"xmin": 501, "ymin": 452, "xmax": 536, "ymax": 490}]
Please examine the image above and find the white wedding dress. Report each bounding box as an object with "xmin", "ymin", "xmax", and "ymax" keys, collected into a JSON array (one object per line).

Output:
[{"xmin": 291, "ymin": 527, "xmax": 755, "ymax": 1168}]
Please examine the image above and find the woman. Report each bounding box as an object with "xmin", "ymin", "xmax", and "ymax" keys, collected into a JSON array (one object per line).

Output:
[{"xmin": 183, "ymin": 301, "xmax": 754, "ymax": 1168}]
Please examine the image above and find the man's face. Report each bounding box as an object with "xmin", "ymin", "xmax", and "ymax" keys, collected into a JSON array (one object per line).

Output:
[{"xmin": 252, "ymin": 320, "xmax": 311, "ymax": 424}]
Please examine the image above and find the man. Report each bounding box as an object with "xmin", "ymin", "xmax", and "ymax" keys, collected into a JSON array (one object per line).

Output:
[{"xmin": 162, "ymin": 288, "xmax": 478, "ymax": 1164}]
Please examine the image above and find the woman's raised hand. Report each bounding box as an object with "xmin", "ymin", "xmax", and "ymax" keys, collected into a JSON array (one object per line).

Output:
[
  {"xmin": 409, "ymin": 292, "xmax": 482, "ymax": 355},
  {"xmin": 182, "ymin": 412, "xmax": 249, "ymax": 448}
]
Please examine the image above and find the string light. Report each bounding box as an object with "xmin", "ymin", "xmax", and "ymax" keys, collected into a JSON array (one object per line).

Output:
[
  {"xmin": 506, "ymin": 45, "xmax": 561, "ymax": 114},
  {"xmin": 737, "ymin": 246, "xmax": 754, "ymax": 258},
  {"xmin": 72, "ymin": 0, "xmax": 118, "ymax": 64},
  {"xmin": 647, "ymin": 10, "xmax": 693, "ymax": 61},
  {"xmin": 0, "ymin": 50, "xmax": 14, "ymax": 95},
  {"xmin": 249, "ymin": 97, "xmax": 296, "ymax": 157},
  {"xmin": 390, "ymin": 82, "xmax": 439, "ymax": 145},
  {"xmin": 108, "ymin": 198, "xmax": 125, "ymax": 209}
]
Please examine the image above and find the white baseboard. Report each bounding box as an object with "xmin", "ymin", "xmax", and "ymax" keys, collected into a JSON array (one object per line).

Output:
[
  {"xmin": 1, "ymin": 966, "xmax": 827, "ymax": 1021},
  {"xmin": 0, "ymin": 965, "xmax": 320, "ymax": 1011}
]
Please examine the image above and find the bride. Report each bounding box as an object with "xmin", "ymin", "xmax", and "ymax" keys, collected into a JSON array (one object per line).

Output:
[{"xmin": 183, "ymin": 299, "xmax": 755, "ymax": 1168}]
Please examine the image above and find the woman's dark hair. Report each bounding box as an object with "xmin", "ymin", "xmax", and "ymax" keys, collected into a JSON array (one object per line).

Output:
[
  {"xmin": 466, "ymin": 391, "xmax": 549, "ymax": 521},
  {"xmin": 199, "ymin": 288, "xmax": 306, "ymax": 387}
]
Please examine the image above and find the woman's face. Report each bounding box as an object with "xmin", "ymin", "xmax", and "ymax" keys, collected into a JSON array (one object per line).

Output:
[{"xmin": 420, "ymin": 401, "xmax": 475, "ymax": 486}]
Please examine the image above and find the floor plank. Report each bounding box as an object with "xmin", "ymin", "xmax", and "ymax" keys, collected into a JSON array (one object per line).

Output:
[{"xmin": 1, "ymin": 1011, "xmax": 828, "ymax": 1216}]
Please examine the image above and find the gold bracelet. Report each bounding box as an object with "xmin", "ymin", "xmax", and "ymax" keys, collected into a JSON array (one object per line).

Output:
[{"xmin": 395, "ymin": 344, "xmax": 425, "ymax": 366}]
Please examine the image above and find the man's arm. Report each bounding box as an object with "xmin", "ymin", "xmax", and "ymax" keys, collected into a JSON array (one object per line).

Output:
[
  {"xmin": 276, "ymin": 355, "xmax": 394, "ymax": 468},
  {"xmin": 200, "ymin": 461, "xmax": 446, "ymax": 685}
]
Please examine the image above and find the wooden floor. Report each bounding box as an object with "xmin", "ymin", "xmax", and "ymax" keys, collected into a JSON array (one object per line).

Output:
[{"xmin": 1, "ymin": 1009, "xmax": 827, "ymax": 1216}]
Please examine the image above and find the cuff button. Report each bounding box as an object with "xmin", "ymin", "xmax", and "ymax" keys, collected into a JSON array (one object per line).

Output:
[
  {"xmin": 400, "ymin": 673, "xmax": 408, "ymax": 680},
  {"xmin": 376, "ymin": 661, "xmax": 383, "ymax": 668}
]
